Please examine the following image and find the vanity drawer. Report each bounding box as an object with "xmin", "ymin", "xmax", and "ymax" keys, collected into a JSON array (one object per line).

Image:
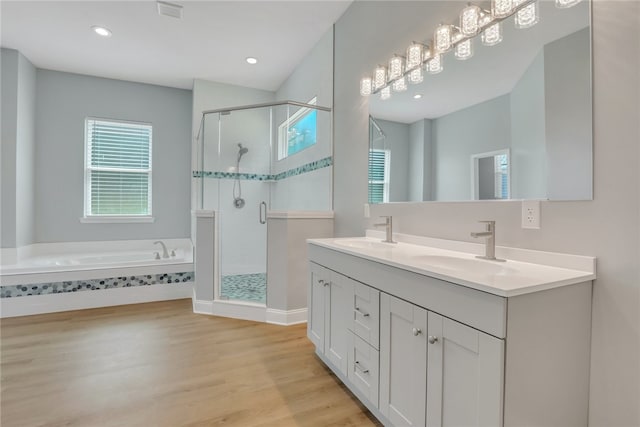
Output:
[
  {"xmin": 347, "ymin": 332, "xmax": 380, "ymax": 408},
  {"xmin": 352, "ymin": 281, "xmax": 380, "ymax": 349}
]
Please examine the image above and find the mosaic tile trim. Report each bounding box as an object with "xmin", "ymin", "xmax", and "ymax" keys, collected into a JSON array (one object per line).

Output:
[
  {"xmin": 220, "ymin": 273, "xmax": 266, "ymax": 304},
  {"xmin": 0, "ymin": 271, "xmax": 194, "ymax": 298},
  {"xmin": 193, "ymin": 156, "xmax": 332, "ymax": 182}
]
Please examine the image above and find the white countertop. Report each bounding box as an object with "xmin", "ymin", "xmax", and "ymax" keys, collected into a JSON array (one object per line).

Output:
[{"xmin": 307, "ymin": 233, "xmax": 596, "ymax": 297}]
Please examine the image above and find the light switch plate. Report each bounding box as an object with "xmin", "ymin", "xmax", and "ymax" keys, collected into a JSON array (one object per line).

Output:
[{"xmin": 522, "ymin": 200, "xmax": 541, "ymax": 229}]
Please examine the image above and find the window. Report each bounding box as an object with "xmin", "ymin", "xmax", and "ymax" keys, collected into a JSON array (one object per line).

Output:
[
  {"xmin": 84, "ymin": 118, "xmax": 152, "ymax": 221},
  {"xmin": 368, "ymin": 149, "xmax": 390, "ymax": 203},
  {"xmin": 277, "ymin": 97, "xmax": 317, "ymax": 160}
]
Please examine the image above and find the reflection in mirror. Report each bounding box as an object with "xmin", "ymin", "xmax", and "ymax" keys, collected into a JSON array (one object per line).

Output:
[{"xmin": 368, "ymin": 0, "xmax": 592, "ymax": 203}]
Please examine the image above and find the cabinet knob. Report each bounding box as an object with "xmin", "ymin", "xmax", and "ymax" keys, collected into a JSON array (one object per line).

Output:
[
  {"xmin": 428, "ymin": 335, "xmax": 439, "ymax": 344},
  {"xmin": 412, "ymin": 328, "xmax": 422, "ymax": 336}
]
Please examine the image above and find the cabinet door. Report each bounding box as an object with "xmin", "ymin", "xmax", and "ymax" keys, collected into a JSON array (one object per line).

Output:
[
  {"xmin": 307, "ymin": 263, "xmax": 328, "ymax": 350},
  {"xmin": 347, "ymin": 332, "xmax": 380, "ymax": 407},
  {"xmin": 380, "ymin": 294, "xmax": 428, "ymax": 426},
  {"xmin": 325, "ymin": 272, "xmax": 354, "ymax": 376},
  {"xmin": 426, "ymin": 312, "xmax": 504, "ymax": 427}
]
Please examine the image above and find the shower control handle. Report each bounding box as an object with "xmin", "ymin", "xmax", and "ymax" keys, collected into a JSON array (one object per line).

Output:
[{"xmin": 259, "ymin": 201, "xmax": 267, "ymax": 224}]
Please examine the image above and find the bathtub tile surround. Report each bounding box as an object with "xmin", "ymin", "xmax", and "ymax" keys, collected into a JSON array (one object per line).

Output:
[
  {"xmin": 220, "ymin": 273, "xmax": 266, "ymax": 303},
  {"xmin": 193, "ymin": 156, "xmax": 332, "ymax": 181},
  {"xmin": 0, "ymin": 272, "xmax": 193, "ymax": 298}
]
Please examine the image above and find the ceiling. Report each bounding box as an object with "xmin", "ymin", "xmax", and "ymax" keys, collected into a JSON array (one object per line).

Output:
[{"xmin": 1, "ymin": 1, "xmax": 351, "ymax": 91}]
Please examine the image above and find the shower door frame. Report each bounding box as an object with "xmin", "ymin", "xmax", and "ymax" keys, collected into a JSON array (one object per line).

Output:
[{"xmin": 195, "ymin": 100, "xmax": 333, "ymax": 319}]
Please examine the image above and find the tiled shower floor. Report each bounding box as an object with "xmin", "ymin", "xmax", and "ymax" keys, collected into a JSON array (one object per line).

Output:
[{"xmin": 220, "ymin": 273, "xmax": 266, "ymax": 304}]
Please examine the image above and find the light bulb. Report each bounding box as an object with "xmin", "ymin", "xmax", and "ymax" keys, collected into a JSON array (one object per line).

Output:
[
  {"xmin": 435, "ymin": 24, "xmax": 453, "ymax": 53},
  {"xmin": 460, "ymin": 5, "xmax": 481, "ymax": 36},
  {"xmin": 492, "ymin": 0, "xmax": 514, "ymax": 18},
  {"xmin": 388, "ymin": 55, "xmax": 405, "ymax": 81},
  {"xmin": 482, "ymin": 22, "xmax": 503, "ymax": 46},
  {"xmin": 515, "ymin": 1, "xmax": 539, "ymax": 29},
  {"xmin": 427, "ymin": 54, "xmax": 443, "ymax": 74},
  {"xmin": 455, "ymin": 39, "xmax": 474, "ymax": 60},
  {"xmin": 374, "ymin": 66, "xmax": 387, "ymax": 90},
  {"xmin": 380, "ymin": 86, "xmax": 391, "ymax": 100},
  {"xmin": 406, "ymin": 43, "xmax": 424, "ymax": 69},
  {"xmin": 392, "ymin": 76, "xmax": 408, "ymax": 92},
  {"xmin": 360, "ymin": 77, "xmax": 373, "ymax": 96},
  {"xmin": 408, "ymin": 67, "xmax": 424, "ymax": 84}
]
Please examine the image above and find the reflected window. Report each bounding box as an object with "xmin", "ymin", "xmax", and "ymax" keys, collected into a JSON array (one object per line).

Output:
[
  {"xmin": 277, "ymin": 97, "xmax": 317, "ymax": 160},
  {"xmin": 369, "ymin": 149, "xmax": 390, "ymax": 203},
  {"xmin": 472, "ymin": 149, "xmax": 510, "ymax": 200}
]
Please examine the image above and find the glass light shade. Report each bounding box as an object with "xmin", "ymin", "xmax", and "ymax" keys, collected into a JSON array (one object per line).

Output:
[
  {"xmin": 492, "ymin": 0, "xmax": 514, "ymax": 18},
  {"xmin": 360, "ymin": 77, "xmax": 372, "ymax": 96},
  {"xmin": 388, "ymin": 56, "xmax": 405, "ymax": 81},
  {"xmin": 380, "ymin": 86, "xmax": 391, "ymax": 100},
  {"xmin": 515, "ymin": 1, "xmax": 539, "ymax": 29},
  {"xmin": 408, "ymin": 67, "xmax": 424, "ymax": 84},
  {"xmin": 555, "ymin": 0, "xmax": 580, "ymax": 8},
  {"xmin": 427, "ymin": 54, "xmax": 443, "ymax": 74},
  {"xmin": 392, "ymin": 76, "xmax": 408, "ymax": 92},
  {"xmin": 482, "ymin": 22, "xmax": 503, "ymax": 46},
  {"xmin": 374, "ymin": 66, "xmax": 387, "ymax": 90},
  {"xmin": 460, "ymin": 5, "xmax": 481, "ymax": 36},
  {"xmin": 435, "ymin": 24, "xmax": 453, "ymax": 53},
  {"xmin": 406, "ymin": 43, "xmax": 424, "ymax": 69},
  {"xmin": 455, "ymin": 39, "xmax": 474, "ymax": 60}
]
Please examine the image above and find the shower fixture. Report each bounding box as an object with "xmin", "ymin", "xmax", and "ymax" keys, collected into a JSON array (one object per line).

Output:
[{"xmin": 233, "ymin": 143, "xmax": 249, "ymax": 208}]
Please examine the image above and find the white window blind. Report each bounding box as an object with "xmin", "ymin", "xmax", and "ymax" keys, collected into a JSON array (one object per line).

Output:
[
  {"xmin": 368, "ymin": 149, "xmax": 390, "ymax": 203},
  {"xmin": 85, "ymin": 118, "xmax": 152, "ymax": 217}
]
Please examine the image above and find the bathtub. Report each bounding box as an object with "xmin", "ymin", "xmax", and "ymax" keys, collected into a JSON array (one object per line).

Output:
[{"xmin": 0, "ymin": 238, "xmax": 194, "ymax": 317}]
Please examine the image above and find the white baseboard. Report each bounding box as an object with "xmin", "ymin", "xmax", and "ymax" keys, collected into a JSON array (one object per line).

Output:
[
  {"xmin": 193, "ymin": 298, "xmax": 267, "ymax": 323},
  {"xmin": 0, "ymin": 283, "xmax": 193, "ymax": 318},
  {"xmin": 266, "ymin": 308, "xmax": 308, "ymax": 325}
]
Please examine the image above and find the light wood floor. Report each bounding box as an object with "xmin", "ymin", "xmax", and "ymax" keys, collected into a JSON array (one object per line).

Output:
[{"xmin": 1, "ymin": 299, "xmax": 381, "ymax": 427}]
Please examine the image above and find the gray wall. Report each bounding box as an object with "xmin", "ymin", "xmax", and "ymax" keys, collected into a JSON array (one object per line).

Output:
[
  {"xmin": 334, "ymin": 1, "xmax": 639, "ymax": 425},
  {"xmin": 545, "ymin": 27, "xmax": 593, "ymax": 200},
  {"xmin": 433, "ymin": 95, "xmax": 511, "ymax": 201},
  {"xmin": 1, "ymin": 48, "xmax": 36, "ymax": 248},
  {"xmin": 511, "ymin": 50, "xmax": 547, "ymax": 199},
  {"xmin": 408, "ymin": 119, "xmax": 425, "ymax": 202},
  {"xmin": 35, "ymin": 70, "xmax": 192, "ymax": 242}
]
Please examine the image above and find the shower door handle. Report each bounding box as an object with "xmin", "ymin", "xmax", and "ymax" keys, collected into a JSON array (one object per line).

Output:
[{"xmin": 259, "ymin": 201, "xmax": 267, "ymax": 224}]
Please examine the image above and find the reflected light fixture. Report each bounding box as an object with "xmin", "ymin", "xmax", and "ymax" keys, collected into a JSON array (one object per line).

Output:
[
  {"xmin": 359, "ymin": 0, "xmax": 581, "ymax": 99},
  {"xmin": 246, "ymin": 57, "xmax": 258, "ymax": 64},
  {"xmin": 91, "ymin": 26, "xmax": 112, "ymax": 37},
  {"xmin": 413, "ymin": 94, "xmax": 423, "ymax": 99}
]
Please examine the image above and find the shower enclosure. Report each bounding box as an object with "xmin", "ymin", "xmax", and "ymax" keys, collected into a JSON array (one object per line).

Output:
[{"xmin": 195, "ymin": 100, "xmax": 332, "ymax": 309}]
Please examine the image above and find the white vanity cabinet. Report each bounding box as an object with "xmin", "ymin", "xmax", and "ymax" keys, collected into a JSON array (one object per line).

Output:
[
  {"xmin": 307, "ymin": 262, "xmax": 353, "ymax": 376},
  {"xmin": 307, "ymin": 240, "xmax": 594, "ymax": 427}
]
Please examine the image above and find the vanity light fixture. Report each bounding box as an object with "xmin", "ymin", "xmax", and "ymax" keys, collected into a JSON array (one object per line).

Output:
[
  {"xmin": 246, "ymin": 57, "xmax": 258, "ymax": 65},
  {"xmin": 359, "ymin": 0, "xmax": 580, "ymax": 99},
  {"xmin": 91, "ymin": 26, "xmax": 112, "ymax": 37}
]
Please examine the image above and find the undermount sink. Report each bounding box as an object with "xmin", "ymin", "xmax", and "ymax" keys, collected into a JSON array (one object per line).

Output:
[
  {"xmin": 412, "ymin": 255, "xmax": 517, "ymax": 275},
  {"xmin": 333, "ymin": 238, "xmax": 397, "ymax": 250}
]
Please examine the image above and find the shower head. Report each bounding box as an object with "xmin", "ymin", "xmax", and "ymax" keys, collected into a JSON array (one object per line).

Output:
[{"xmin": 237, "ymin": 143, "xmax": 249, "ymax": 163}]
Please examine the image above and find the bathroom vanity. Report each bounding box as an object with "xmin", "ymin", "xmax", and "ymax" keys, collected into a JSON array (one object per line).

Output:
[{"xmin": 307, "ymin": 233, "xmax": 595, "ymax": 427}]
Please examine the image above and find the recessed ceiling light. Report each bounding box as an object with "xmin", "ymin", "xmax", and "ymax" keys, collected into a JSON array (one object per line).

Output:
[
  {"xmin": 246, "ymin": 57, "xmax": 258, "ymax": 65},
  {"xmin": 91, "ymin": 26, "xmax": 112, "ymax": 37},
  {"xmin": 413, "ymin": 94, "xmax": 423, "ymax": 99}
]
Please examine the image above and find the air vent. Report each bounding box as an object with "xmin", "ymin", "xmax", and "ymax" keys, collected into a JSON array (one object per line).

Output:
[{"xmin": 157, "ymin": 1, "xmax": 183, "ymax": 19}]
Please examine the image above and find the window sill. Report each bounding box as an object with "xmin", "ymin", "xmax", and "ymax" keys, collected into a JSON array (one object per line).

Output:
[{"xmin": 80, "ymin": 216, "xmax": 155, "ymax": 224}]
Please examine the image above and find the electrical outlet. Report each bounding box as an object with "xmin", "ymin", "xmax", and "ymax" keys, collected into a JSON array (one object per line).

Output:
[{"xmin": 522, "ymin": 200, "xmax": 541, "ymax": 229}]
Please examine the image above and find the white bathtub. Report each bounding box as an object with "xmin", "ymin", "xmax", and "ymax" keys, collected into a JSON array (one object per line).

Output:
[{"xmin": 0, "ymin": 238, "xmax": 194, "ymax": 317}]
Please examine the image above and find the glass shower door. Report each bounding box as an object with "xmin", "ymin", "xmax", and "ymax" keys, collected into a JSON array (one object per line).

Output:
[{"xmin": 215, "ymin": 106, "xmax": 272, "ymax": 305}]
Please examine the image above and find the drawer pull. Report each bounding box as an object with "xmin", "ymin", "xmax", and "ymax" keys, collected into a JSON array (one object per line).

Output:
[
  {"xmin": 355, "ymin": 306, "xmax": 370, "ymax": 317},
  {"xmin": 412, "ymin": 327, "xmax": 422, "ymax": 336},
  {"xmin": 428, "ymin": 335, "xmax": 439, "ymax": 344},
  {"xmin": 355, "ymin": 361, "xmax": 369, "ymax": 374}
]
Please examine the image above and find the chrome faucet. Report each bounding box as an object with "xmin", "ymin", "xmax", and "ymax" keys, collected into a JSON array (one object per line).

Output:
[
  {"xmin": 470, "ymin": 221, "xmax": 505, "ymax": 262},
  {"xmin": 154, "ymin": 241, "xmax": 169, "ymax": 259},
  {"xmin": 373, "ymin": 216, "xmax": 396, "ymax": 244}
]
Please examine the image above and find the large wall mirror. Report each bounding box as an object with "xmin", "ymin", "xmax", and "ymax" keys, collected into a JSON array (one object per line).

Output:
[{"xmin": 368, "ymin": 0, "xmax": 592, "ymax": 203}]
